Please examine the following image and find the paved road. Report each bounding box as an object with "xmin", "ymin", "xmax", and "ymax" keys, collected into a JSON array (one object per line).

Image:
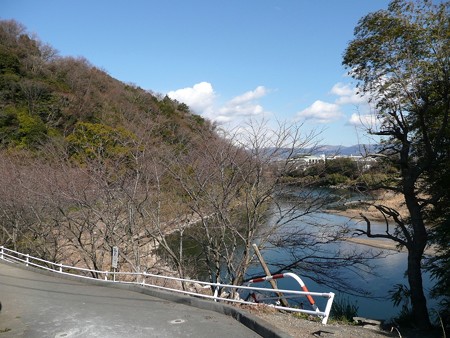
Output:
[{"xmin": 0, "ymin": 261, "xmax": 263, "ymax": 337}]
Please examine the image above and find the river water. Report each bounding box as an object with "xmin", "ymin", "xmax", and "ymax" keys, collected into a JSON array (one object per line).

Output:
[
  {"xmin": 249, "ymin": 211, "xmax": 437, "ymax": 321},
  {"xmin": 162, "ymin": 188, "xmax": 437, "ymax": 320}
]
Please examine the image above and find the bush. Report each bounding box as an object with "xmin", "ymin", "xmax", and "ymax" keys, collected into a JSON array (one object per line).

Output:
[
  {"xmin": 356, "ymin": 172, "xmax": 389, "ymax": 188},
  {"xmin": 330, "ymin": 297, "xmax": 359, "ymax": 323},
  {"xmin": 324, "ymin": 173, "xmax": 350, "ymax": 186}
]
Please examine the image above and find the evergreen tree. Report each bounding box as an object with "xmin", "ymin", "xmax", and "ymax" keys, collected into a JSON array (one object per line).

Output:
[{"xmin": 343, "ymin": 0, "xmax": 450, "ymax": 328}]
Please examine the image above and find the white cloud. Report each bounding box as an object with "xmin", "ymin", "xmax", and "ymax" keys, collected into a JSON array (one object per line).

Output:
[
  {"xmin": 331, "ymin": 82, "xmax": 367, "ymax": 105},
  {"xmin": 348, "ymin": 112, "xmax": 378, "ymax": 128},
  {"xmin": 167, "ymin": 82, "xmax": 215, "ymax": 114},
  {"xmin": 215, "ymin": 103, "xmax": 265, "ymax": 123},
  {"xmin": 330, "ymin": 82, "xmax": 353, "ymax": 96},
  {"xmin": 167, "ymin": 82, "xmax": 270, "ymax": 125},
  {"xmin": 296, "ymin": 100, "xmax": 343, "ymax": 123},
  {"xmin": 228, "ymin": 86, "xmax": 268, "ymax": 105},
  {"xmin": 212, "ymin": 86, "xmax": 269, "ymax": 123}
]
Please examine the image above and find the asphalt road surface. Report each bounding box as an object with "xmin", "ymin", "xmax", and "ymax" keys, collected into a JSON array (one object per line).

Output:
[{"xmin": 0, "ymin": 261, "xmax": 264, "ymax": 337}]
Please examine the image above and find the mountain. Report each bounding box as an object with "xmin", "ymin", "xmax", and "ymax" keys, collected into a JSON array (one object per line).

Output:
[
  {"xmin": 0, "ymin": 19, "xmax": 379, "ymax": 161},
  {"xmin": 313, "ymin": 144, "xmax": 380, "ymax": 156},
  {"xmin": 0, "ymin": 19, "xmax": 214, "ymax": 152}
]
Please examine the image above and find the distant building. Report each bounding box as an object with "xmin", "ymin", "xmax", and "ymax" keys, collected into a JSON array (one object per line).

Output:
[
  {"xmin": 273, "ymin": 152, "xmax": 378, "ymax": 172},
  {"xmin": 287, "ymin": 154, "xmax": 326, "ymax": 170}
]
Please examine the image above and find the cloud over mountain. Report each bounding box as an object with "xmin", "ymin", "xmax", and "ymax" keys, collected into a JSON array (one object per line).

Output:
[
  {"xmin": 167, "ymin": 82, "xmax": 270, "ymax": 124},
  {"xmin": 297, "ymin": 82, "xmax": 372, "ymax": 127}
]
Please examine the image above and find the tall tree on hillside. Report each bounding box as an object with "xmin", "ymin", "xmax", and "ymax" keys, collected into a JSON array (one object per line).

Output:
[{"xmin": 343, "ymin": 0, "xmax": 449, "ymax": 328}]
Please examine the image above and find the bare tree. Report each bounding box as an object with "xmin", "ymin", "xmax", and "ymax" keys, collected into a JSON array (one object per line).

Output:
[
  {"xmin": 0, "ymin": 151, "xmax": 67, "ymax": 262},
  {"xmin": 160, "ymin": 120, "xmax": 379, "ymax": 297}
]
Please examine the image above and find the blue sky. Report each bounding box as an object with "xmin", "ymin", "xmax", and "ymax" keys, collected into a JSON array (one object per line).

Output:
[{"xmin": 2, "ymin": 0, "xmax": 391, "ymax": 146}]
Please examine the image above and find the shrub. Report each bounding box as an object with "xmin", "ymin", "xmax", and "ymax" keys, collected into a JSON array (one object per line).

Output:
[
  {"xmin": 330, "ymin": 296, "xmax": 359, "ymax": 323},
  {"xmin": 325, "ymin": 173, "xmax": 349, "ymax": 186}
]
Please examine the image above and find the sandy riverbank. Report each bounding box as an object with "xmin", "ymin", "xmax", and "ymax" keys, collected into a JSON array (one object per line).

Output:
[
  {"xmin": 327, "ymin": 190, "xmax": 409, "ymax": 222},
  {"xmin": 343, "ymin": 237, "xmax": 437, "ymax": 256},
  {"xmin": 325, "ymin": 191, "xmax": 437, "ymax": 255}
]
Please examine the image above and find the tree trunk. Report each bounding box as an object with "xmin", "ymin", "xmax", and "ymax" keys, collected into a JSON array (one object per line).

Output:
[
  {"xmin": 402, "ymin": 149, "xmax": 431, "ymax": 329},
  {"xmin": 405, "ymin": 191, "xmax": 431, "ymax": 328},
  {"xmin": 407, "ymin": 248, "xmax": 431, "ymax": 329}
]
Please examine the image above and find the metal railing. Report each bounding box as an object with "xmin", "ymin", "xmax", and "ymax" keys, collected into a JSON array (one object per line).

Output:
[{"xmin": 0, "ymin": 246, "xmax": 335, "ymax": 324}]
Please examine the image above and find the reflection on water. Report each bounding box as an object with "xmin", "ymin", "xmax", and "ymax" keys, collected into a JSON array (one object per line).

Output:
[{"xmin": 249, "ymin": 210, "xmax": 437, "ymax": 320}]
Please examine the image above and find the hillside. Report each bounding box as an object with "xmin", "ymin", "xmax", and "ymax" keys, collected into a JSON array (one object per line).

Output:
[
  {"xmin": 0, "ymin": 19, "xmax": 222, "ymax": 271},
  {"xmin": 0, "ymin": 19, "xmax": 212, "ymax": 152}
]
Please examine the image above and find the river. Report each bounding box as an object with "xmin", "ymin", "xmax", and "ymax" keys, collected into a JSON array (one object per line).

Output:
[
  {"xmin": 162, "ymin": 188, "xmax": 438, "ymax": 320},
  {"xmin": 249, "ymin": 211, "xmax": 437, "ymax": 321}
]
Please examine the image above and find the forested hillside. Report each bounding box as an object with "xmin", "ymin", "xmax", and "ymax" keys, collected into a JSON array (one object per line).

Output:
[
  {"xmin": 0, "ymin": 19, "xmax": 222, "ymax": 273},
  {"xmin": 1, "ymin": 20, "xmax": 320, "ymax": 288},
  {"xmin": 0, "ymin": 19, "xmax": 210, "ymax": 151}
]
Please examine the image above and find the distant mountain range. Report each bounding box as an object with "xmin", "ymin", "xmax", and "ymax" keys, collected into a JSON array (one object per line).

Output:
[
  {"xmin": 265, "ymin": 144, "xmax": 380, "ymax": 160},
  {"xmin": 312, "ymin": 144, "xmax": 380, "ymax": 156}
]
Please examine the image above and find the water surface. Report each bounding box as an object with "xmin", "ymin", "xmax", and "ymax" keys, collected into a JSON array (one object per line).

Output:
[{"xmin": 249, "ymin": 210, "xmax": 437, "ymax": 320}]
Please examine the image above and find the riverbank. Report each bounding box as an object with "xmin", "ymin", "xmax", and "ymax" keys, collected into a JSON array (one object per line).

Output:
[
  {"xmin": 252, "ymin": 190, "xmax": 441, "ymax": 336},
  {"xmin": 342, "ymin": 237, "xmax": 437, "ymax": 256},
  {"xmin": 327, "ymin": 190, "xmax": 409, "ymax": 222},
  {"xmin": 324, "ymin": 191, "xmax": 437, "ymax": 255}
]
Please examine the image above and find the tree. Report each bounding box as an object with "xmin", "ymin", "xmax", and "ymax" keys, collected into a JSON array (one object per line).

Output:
[
  {"xmin": 343, "ymin": 0, "xmax": 449, "ymax": 328},
  {"xmin": 426, "ymin": 116, "xmax": 450, "ymax": 331},
  {"xmin": 161, "ymin": 120, "xmax": 379, "ymax": 299},
  {"xmin": 0, "ymin": 151, "xmax": 68, "ymax": 262}
]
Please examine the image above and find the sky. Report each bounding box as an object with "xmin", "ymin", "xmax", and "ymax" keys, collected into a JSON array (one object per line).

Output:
[{"xmin": 2, "ymin": 0, "xmax": 392, "ymax": 146}]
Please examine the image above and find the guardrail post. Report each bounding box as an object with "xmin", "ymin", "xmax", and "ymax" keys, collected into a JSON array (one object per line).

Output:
[
  {"xmin": 26, "ymin": 254, "xmax": 29, "ymax": 266},
  {"xmin": 0, "ymin": 246, "xmax": 3, "ymax": 259},
  {"xmin": 213, "ymin": 285, "xmax": 219, "ymax": 302},
  {"xmin": 104, "ymin": 271, "xmax": 108, "ymax": 281},
  {"xmin": 322, "ymin": 292, "xmax": 335, "ymax": 325},
  {"xmin": 58, "ymin": 263, "xmax": 63, "ymax": 272},
  {"xmin": 141, "ymin": 272, "xmax": 146, "ymax": 286}
]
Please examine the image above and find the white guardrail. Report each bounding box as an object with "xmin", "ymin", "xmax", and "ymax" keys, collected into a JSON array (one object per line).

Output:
[{"xmin": 0, "ymin": 246, "xmax": 335, "ymax": 324}]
